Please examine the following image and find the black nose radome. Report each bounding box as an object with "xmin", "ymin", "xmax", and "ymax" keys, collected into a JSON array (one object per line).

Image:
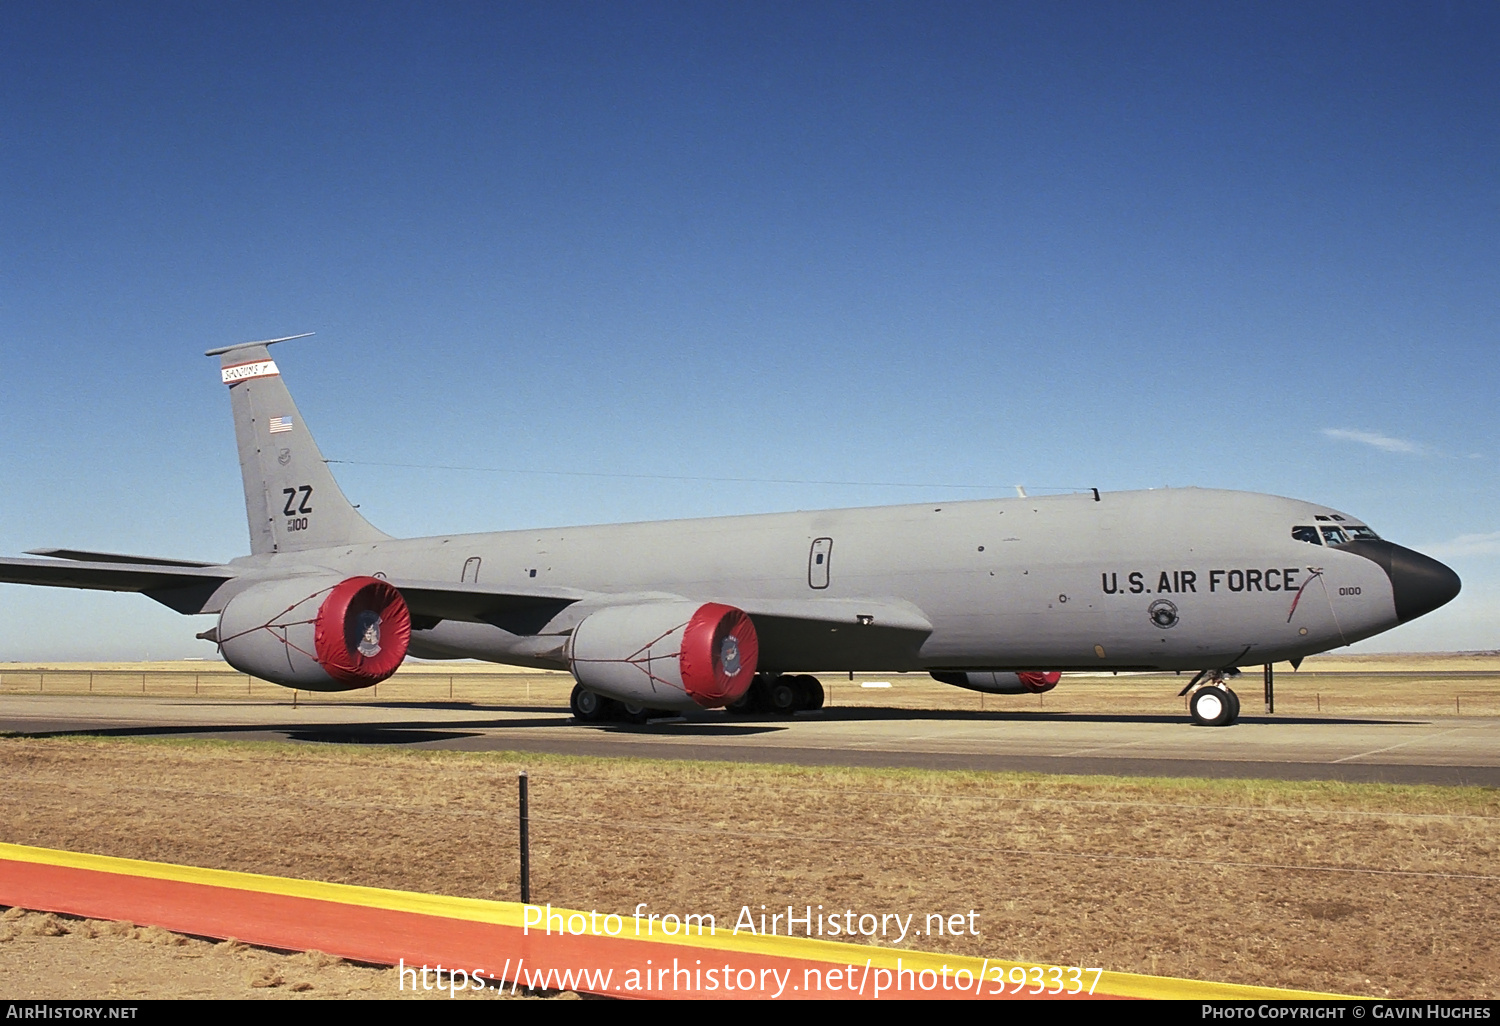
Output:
[
  {"xmin": 1341, "ymin": 540, "xmax": 1461, "ymax": 623},
  {"xmin": 1390, "ymin": 545, "xmax": 1462, "ymax": 623}
]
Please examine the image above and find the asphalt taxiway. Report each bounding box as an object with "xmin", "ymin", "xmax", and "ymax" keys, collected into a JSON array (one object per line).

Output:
[{"xmin": 3, "ymin": 694, "xmax": 1497, "ymax": 785}]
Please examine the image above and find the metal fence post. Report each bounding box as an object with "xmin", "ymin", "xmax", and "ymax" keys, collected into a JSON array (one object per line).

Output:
[{"xmin": 519, "ymin": 771, "xmax": 531, "ymax": 904}]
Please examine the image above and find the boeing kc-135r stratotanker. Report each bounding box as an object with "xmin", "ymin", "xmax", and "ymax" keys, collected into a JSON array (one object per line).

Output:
[{"xmin": 0, "ymin": 336, "xmax": 1462, "ymax": 726}]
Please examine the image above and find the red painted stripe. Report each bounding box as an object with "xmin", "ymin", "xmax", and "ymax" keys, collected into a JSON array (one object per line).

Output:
[{"xmin": 2, "ymin": 858, "xmax": 1080, "ymax": 999}]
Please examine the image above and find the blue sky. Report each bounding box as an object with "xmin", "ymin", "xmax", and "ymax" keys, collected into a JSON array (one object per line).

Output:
[{"xmin": 2, "ymin": 2, "xmax": 1496, "ymax": 659}]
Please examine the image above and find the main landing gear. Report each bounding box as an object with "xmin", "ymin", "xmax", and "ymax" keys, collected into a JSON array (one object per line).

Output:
[
  {"xmin": 571, "ymin": 673, "xmax": 827, "ymax": 723},
  {"xmin": 569, "ymin": 683, "xmax": 668, "ymax": 725},
  {"xmin": 1181, "ymin": 669, "xmax": 1242, "ymax": 727},
  {"xmin": 727, "ymin": 672, "xmax": 825, "ymax": 716}
]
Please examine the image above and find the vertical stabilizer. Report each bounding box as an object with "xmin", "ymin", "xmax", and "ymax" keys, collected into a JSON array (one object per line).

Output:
[{"xmin": 206, "ymin": 335, "xmax": 390, "ymax": 554}]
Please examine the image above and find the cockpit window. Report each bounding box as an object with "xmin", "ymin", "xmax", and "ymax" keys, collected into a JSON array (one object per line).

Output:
[
  {"xmin": 1292, "ymin": 526, "xmax": 1322, "ymax": 545},
  {"xmin": 1345, "ymin": 525, "xmax": 1380, "ymax": 541},
  {"xmin": 1321, "ymin": 526, "xmax": 1350, "ymax": 546}
]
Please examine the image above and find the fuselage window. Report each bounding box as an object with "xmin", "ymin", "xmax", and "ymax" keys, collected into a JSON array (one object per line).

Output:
[
  {"xmin": 1346, "ymin": 525, "xmax": 1380, "ymax": 541},
  {"xmin": 1320, "ymin": 526, "xmax": 1349, "ymax": 546},
  {"xmin": 1292, "ymin": 526, "xmax": 1322, "ymax": 545}
]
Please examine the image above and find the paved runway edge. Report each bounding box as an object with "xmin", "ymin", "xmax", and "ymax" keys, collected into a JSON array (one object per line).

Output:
[{"xmin": 0, "ymin": 842, "xmax": 1345, "ymax": 1000}]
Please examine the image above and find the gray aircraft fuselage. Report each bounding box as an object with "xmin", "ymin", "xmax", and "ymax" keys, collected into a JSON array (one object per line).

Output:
[{"xmin": 229, "ymin": 486, "xmax": 1442, "ymax": 676}]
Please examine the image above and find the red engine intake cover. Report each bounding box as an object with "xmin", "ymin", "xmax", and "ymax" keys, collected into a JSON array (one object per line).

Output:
[
  {"xmin": 1017, "ymin": 671, "xmax": 1061, "ymax": 694},
  {"xmin": 679, "ymin": 603, "xmax": 759, "ymax": 707},
  {"xmin": 313, "ymin": 576, "xmax": 412, "ymax": 686}
]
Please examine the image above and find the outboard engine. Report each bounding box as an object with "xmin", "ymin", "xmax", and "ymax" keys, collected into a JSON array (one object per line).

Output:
[{"xmin": 217, "ymin": 575, "xmax": 411, "ymax": 690}]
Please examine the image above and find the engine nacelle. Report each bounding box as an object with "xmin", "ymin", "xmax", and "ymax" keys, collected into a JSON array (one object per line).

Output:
[
  {"xmin": 568, "ymin": 601, "xmax": 758, "ymax": 711},
  {"xmin": 931, "ymin": 670, "xmax": 1060, "ymax": 695},
  {"xmin": 217, "ymin": 575, "xmax": 411, "ymax": 691}
]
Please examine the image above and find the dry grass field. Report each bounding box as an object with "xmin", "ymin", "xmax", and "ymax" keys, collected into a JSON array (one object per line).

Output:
[
  {"xmin": 1, "ymin": 653, "xmax": 1497, "ymax": 999},
  {"xmin": 0, "ymin": 739, "xmax": 1496, "ymax": 999}
]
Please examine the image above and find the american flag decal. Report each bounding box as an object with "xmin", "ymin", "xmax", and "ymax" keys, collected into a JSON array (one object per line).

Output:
[{"xmin": 269, "ymin": 416, "xmax": 293, "ymax": 434}]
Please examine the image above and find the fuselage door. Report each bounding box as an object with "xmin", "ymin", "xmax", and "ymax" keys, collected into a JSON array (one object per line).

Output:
[
  {"xmin": 462, "ymin": 556, "xmax": 481, "ymax": 583},
  {"xmin": 808, "ymin": 537, "xmax": 832, "ymax": 589}
]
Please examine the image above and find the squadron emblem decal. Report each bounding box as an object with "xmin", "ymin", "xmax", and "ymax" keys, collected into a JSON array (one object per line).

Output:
[{"xmin": 1148, "ymin": 598, "xmax": 1179, "ymax": 629}]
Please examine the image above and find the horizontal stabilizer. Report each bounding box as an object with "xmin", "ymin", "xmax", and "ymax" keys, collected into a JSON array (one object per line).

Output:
[{"xmin": 203, "ymin": 332, "xmax": 315, "ymax": 357}]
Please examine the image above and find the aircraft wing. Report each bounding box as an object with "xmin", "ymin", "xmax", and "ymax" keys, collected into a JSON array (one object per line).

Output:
[
  {"xmin": 24, "ymin": 548, "xmax": 222, "ymax": 568},
  {"xmin": 0, "ymin": 549, "xmax": 928, "ymax": 668},
  {"xmin": 389, "ymin": 585, "xmax": 933, "ymax": 668},
  {"xmin": 387, "ymin": 577, "xmax": 587, "ymax": 635},
  {"xmin": 0, "ymin": 556, "xmax": 236, "ymax": 614},
  {"xmin": 722, "ymin": 596, "xmax": 934, "ymax": 670},
  {"xmin": 0, "ymin": 556, "xmax": 581, "ymax": 634}
]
